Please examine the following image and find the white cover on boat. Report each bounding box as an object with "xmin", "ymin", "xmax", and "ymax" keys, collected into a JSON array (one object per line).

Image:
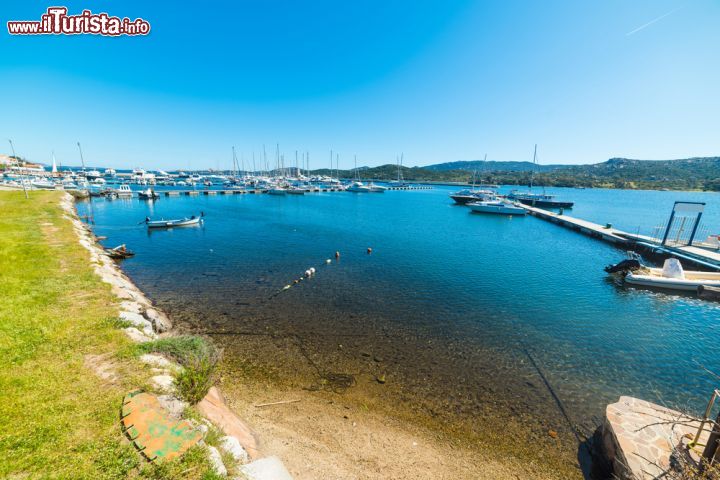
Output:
[{"xmin": 661, "ymin": 258, "xmax": 685, "ymax": 279}]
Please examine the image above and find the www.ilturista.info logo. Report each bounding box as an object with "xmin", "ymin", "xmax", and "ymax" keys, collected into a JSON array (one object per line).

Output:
[{"xmin": 7, "ymin": 7, "xmax": 150, "ymax": 36}]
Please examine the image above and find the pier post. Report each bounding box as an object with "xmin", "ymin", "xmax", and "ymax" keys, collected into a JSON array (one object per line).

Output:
[
  {"xmin": 688, "ymin": 211, "xmax": 704, "ymax": 246},
  {"xmin": 661, "ymin": 209, "xmax": 676, "ymax": 246}
]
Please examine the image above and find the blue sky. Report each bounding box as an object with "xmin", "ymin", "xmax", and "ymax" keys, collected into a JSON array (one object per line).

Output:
[{"xmin": 1, "ymin": 0, "xmax": 719, "ymax": 170}]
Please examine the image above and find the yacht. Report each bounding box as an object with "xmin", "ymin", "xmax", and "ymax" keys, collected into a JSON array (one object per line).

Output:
[
  {"xmin": 506, "ymin": 191, "xmax": 574, "ymax": 209},
  {"xmin": 507, "ymin": 145, "xmax": 574, "ymax": 209},
  {"xmin": 347, "ymin": 181, "xmax": 371, "ymax": 193},
  {"xmin": 450, "ymin": 188, "xmax": 495, "ymax": 204},
  {"xmin": 468, "ymin": 199, "xmax": 526, "ymax": 216},
  {"xmin": 116, "ymin": 184, "xmax": 133, "ymax": 197},
  {"xmin": 85, "ymin": 169, "xmax": 103, "ymax": 180}
]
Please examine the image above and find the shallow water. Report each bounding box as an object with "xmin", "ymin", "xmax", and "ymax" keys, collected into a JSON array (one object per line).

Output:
[{"xmin": 78, "ymin": 186, "xmax": 720, "ymax": 464}]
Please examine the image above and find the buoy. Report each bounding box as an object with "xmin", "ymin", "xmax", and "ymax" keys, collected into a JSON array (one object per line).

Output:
[
  {"xmin": 367, "ymin": 247, "xmax": 372, "ymax": 254},
  {"xmin": 305, "ymin": 270, "xmax": 311, "ymax": 277},
  {"xmin": 335, "ymin": 251, "xmax": 340, "ymax": 259},
  {"xmin": 326, "ymin": 259, "xmax": 332, "ymax": 264},
  {"xmin": 310, "ymin": 267, "xmax": 316, "ymax": 275}
]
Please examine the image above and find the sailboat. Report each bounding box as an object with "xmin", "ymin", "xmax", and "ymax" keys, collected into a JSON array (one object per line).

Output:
[
  {"xmin": 450, "ymin": 154, "xmax": 495, "ymax": 204},
  {"xmin": 507, "ymin": 145, "xmax": 574, "ymax": 208},
  {"xmin": 389, "ymin": 154, "xmax": 409, "ymax": 187}
]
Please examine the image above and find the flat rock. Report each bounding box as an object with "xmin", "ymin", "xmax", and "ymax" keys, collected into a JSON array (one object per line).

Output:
[
  {"xmin": 220, "ymin": 435, "xmax": 250, "ymax": 463},
  {"xmin": 240, "ymin": 456, "xmax": 294, "ymax": 480},
  {"xmin": 157, "ymin": 394, "xmax": 188, "ymax": 419},
  {"xmin": 123, "ymin": 327, "xmax": 153, "ymax": 343},
  {"xmin": 197, "ymin": 387, "xmax": 260, "ymax": 460},
  {"xmin": 145, "ymin": 307, "xmax": 173, "ymax": 333},
  {"xmin": 150, "ymin": 374, "xmax": 175, "ymax": 393},
  {"xmin": 120, "ymin": 301, "xmax": 144, "ymax": 314},
  {"xmin": 603, "ymin": 396, "xmax": 704, "ymax": 479},
  {"xmin": 139, "ymin": 353, "xmax": 179, "ymax": 371},
  {"xmin": 207, "ymin": 446, "xmax": 227, "ymax": 476}
]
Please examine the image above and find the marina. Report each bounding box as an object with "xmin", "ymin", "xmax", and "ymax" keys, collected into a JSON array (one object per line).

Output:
[{"xmin": 72, "ymin": 184, "xmax": 720, "ymax": 477}]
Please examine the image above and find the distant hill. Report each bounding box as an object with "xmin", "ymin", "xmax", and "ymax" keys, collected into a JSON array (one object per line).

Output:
[
  {"xmin": 423, "ymin": 160, "xmax": 565, "ymax": 172},
  {"xmin": 313, "ymin": 157, "xmax": 720, "ymax": 191}
]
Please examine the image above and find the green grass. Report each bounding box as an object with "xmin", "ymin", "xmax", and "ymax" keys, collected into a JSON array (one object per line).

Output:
[
  {"xmin": 0, "ymin": 191, "xmax": 217, "ymax": 479},
  {"xmin": 135, "ymin": 335, "xmax": 220, "ymax": 404}
]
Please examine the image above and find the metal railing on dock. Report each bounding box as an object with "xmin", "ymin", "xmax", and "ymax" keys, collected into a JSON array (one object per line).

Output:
[{"xmin": 521, "ymin": 204, "xmax": 720, "ymax": 271}]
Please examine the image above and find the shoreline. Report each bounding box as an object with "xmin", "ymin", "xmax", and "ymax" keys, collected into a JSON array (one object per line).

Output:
[{"xmin": 69, "ymin": 191, "xmax": 583, "ymax": 479}]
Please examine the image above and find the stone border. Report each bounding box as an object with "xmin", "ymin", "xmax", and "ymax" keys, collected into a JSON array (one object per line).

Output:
[{"xmin": 60, "ymin": 193, "xmax": 292, "ymax": 480}]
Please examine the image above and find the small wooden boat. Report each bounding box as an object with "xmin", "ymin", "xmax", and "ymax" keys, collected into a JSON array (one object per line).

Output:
[
  {"xmin": 146, "ymin": 214, "xmax": 203, "ymax": 229},
  {"xmin": 104, "ymin": 244, "xmax": 135, "ymax": 259}
]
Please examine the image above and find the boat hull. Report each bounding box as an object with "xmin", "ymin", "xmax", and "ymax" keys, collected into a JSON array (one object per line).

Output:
[
  {"xmin": 450, "ymin": 195, "xmax": 478, "ymax": 205},
  {"xmin": 468, "ymin": 203, "xmax": 526, "ymax": 215},
  {"xmin": 147, "ymin": 218, "xmax": 202, "ymax": 228},
  {"xmin": 625, "ymin": 273, "xmax": 720, "ymax": 292},
  {"xmin": 512, "ymin": 198, "xmax": 574, "ymax": 208}
]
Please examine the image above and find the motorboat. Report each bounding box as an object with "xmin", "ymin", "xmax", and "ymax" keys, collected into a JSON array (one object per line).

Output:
[
  {"xmin": 268, "ymin": 187, "xmax": 287, "ymax": 195},
  {"xmin": 31, "ymin": 178, "xmax": 57, "ymax": 190},
  {"xmin": 347, "ymin": 181, "xmax": 371, "ymax": 193},
  {"xmin": 605, "ymin": 254, "xmax": 720, "ymax": 292},
  {"xmin": 146, "ymin": 214, "xmax": 203, "ymax": 229},
  {"xmin": 138, "ymin": 188, "xmax": 159, "ymax": 200},
  {"xmin": 286, "ymin": 186, "xmax": 306, "ymax": 194},
  {"xmin": 115, "ymin": 184, "xmax": 133, "ymax": 197},
  {"xmin": 507, "ymin": 191, "xmax": 574, "ymax": 209},
  {"xmin": 450, "ymin": 188, "xmax": 495, "ymax": 204},
  {"xmin": 468, "ymin": 199, "xmax": 526, "ymax": 215},
  {"xmin": 367, "ymin": 182, "xmax": 386, "ymax": 193}
]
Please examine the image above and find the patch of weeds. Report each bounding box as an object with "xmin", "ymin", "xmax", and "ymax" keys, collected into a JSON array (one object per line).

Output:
[
  {"xmin": 92, "ymin": 439, "xmax": 140, "ymax": 479},
  {"xmin": 105, "ymin": 315, "xmax": 133, "ymax": 329},
  {"xmin": 134, "ymin": 335, "xmax": 220, "ymax": 404},
  {"xmin": 138, "ymin": 445, "xmax": 219, "ymax": 480}
]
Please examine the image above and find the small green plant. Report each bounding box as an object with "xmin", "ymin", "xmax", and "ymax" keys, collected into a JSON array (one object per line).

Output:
[{"xmin": 135, "ymin": 335, "xmax": 220, "ymax": 404}]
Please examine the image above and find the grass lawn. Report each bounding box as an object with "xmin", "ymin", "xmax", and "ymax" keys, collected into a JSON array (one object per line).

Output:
[{"xmin": 0, "ymin": 190, "xmax": 218, "ymax": 479}]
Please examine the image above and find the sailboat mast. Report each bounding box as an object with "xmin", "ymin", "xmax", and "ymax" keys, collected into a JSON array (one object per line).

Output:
[
  {"xmin": 77, "ymin": 141, "xmax": 86, "ymax": 171},
  {"xmin": 530, "ymin": 144, "xmax": 537, "ymax": 191}
]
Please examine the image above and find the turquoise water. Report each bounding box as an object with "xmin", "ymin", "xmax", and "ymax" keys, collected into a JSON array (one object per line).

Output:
[{"xmin": 77, "ymin": 186, "xmax": 720, "ymax": 444}]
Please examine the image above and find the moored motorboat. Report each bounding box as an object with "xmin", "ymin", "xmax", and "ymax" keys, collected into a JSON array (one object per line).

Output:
[
  {"xmin": 367, "ymin": 182, "xmax": 386, "ymax": 193},
  {"xmin": 605, "ymin": 255, "xmax": 720, "ymax": 292},
  {"xmin": 347, "ymin": 181, "xmax": 371, "ymax": 193},
  {"xmin": 450, "ymin": 188, "xmax": 494, "ymax": 204},
  {"xmin": 468, "ymin": 199, "xmax": 526, "ymax": 215},
  {"xmin": 507, "ymin": 191, "xmax": 574, "ymax": 209},
  {"xmin": 138, "ymin": 188, "xmax": 159, "ymax": 199}
]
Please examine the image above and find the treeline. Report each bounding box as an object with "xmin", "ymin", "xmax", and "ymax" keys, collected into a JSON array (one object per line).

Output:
[{"xmin": 312, "ymin": 157, "xmax": 720, "ymax": 191}]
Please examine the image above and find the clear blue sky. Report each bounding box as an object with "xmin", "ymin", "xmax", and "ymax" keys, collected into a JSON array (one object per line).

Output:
[{"xmin": 1, "ymin": 0, "xmax": 719, "ymax": 170}]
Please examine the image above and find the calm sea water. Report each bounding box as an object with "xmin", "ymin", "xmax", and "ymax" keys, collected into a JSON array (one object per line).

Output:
[{"xmin": 77, "ymin": 186, "xmax": 720, "ymax": 455}]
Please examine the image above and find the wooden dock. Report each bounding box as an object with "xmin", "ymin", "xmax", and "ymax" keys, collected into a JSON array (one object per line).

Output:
[{"xmin": 521, "ymin": 204, "xmax": 720, "ymax": 270}]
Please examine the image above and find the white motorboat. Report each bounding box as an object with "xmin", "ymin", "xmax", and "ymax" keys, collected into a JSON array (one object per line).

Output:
[
  {"xmin": 347, "ymin": 181, "xmax": 371, "ymax": 193},
  {"xmin": 368, "ymin": 182, "xmax": 386, "ymax": 193},
  {"xmin": 31, "ymin": 179, "xmax": 57, "ymax": 190},
  {"xmin": 268, "ymin": 187, "xmax": 287, "ymax": 195},
  {"xmin": 624, "ymin": 258, "xmax": 720, "ymax": 292},
  {"xmin": 286, "ymin": 186, "xmax": 306, "ymax": 194},
  {"xmin": 468, "ymin": 199, "xmax": 526, "ymax": 215},
  {"xmin": 116, "ymin": 184, "xmax": 133, "ymax": 197},
  {"xmin": 138, "ymin": 188, "xmax": 159, "ymax": 199}
]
